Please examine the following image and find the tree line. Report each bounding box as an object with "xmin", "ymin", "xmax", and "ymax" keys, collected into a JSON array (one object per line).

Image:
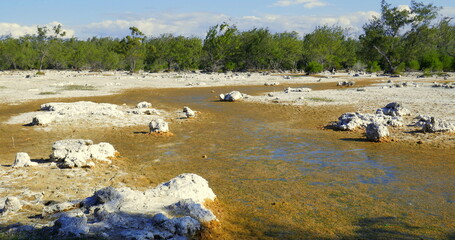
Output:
[{"xmin": 0, "ymin": 0, "xmax": 454, "ymax": 74}]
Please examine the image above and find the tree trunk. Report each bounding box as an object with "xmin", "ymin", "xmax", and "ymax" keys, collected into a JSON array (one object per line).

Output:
[
  {"xmin": 373, "ymin": 45, "xmax": 397, "ymax": 73},
  {"xmin": 39, "ymin": 53, "xmax": 46, "ymax": 72}
]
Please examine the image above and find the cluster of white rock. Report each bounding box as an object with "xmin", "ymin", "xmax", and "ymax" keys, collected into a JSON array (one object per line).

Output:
[
  {"xmin": 284, "ymin": 87, "xmax": 312, "ymax": 93},
  {"xmin": 337, "ymin": 81, "xmax": 355, "ymax": 87},
  {"xmin": 335, "ymin": 102, "xmax": 455, "ymax": 141},
  {"xmin": 50, "ymin": 139, "xmax": 117, "ymax": 168},
  {"xmin": 126, "ymin": 101, "xmax": 162, "ymax": 116},
  {"xmin": 219, "ymin": 91, "xmax": 245, "ymax": 102},
  {"xmin": 33, "ymin": 102, "xmax": 125, "ymax": 126},
  {"xmin": 335, "ymin": 102, "xmax": 411, "ymax": 141},
  {"xmin": 336, "ymin": 112, "xmax": 404, "ymax": 131},
  {"xmin": 432, "ymin": 82, "xmax": 455, "ymax": 89},
  {"xmin": 29, "ymin": 101, "xmax": 164, "ymax": 127},
  {"xmin": 264, "ymin": 82, "xmax": 280, "ymax": 86},
  {"xmin": 415, "ymin": 115, "xmax": 455, "ymax": 133},
  {"xmin": 4, "ymin": 174, "xmax": 217, "ymax": 239}
]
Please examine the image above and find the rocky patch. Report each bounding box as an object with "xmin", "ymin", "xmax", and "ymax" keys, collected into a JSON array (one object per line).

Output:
[
  {"xmin": 50, "ymin": 139, "xmax": 117, "ymax": 168},
  {"xmin": 149, "ymin": 119, "xmax": 170, "ymax": 133},
  {"xmin": 12, "ymin": 152, "xmax": 38, "ymax": 168},
  {"xmin": 219, "ymin": 91, "xmax": 245, "ymax": 102}
]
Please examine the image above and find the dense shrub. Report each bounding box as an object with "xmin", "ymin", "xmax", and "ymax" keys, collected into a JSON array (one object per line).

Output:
[{"xmin": 305, "ymin": 61, "xmax": 323, "ymax": 74}]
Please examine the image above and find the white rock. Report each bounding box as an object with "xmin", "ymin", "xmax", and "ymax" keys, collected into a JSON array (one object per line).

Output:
[
  {"xmin": 376, "ymin": 102, "xmax": 411, "ymax": 117},
  {"xmin": 40, "ymin": 101, "xmax": 124, "ymax": 118},
  {"xmin": 1, "ymin": 197, "xmax": 22, "ymax": 215},
  {"xmin": 53, "ymin": 214, "xmax": 89, "ymax": 237},
  {"xmin": 183, "ymin": 107, "xmax": 196, "ymax": 118},
  {"xmin": 419, "ymin": 117, "xmax": 455, "ymax": 133},
  {"xmin": 32, "ymin": 114, "xmax": 55, "ymax": 125},
  {"xmin": 284, "ymin": 87, "xmax": 312, "ymax": 93},
  {"xmin": 136, "ymin": 101, "xmax": 152, "ymax": 108},
  {"xmin": 88, "ymin": 142, "xmax": 116, "ymax": 163},
  {"xmin": 50, "ymin": 139, "xmax": 117, "ymax": 168},
  {"xmin": 48, "ymin": 174, "xmax": 216, "ymax": 239},
  {"xmin": 149, "ymin": 119, "xmax": 169, "ymax": 133},
  {"xmin": 12, "ymin": 152, "xmax": 38, "ymax": 168},
  {"xmin": 264, "ymin": 82, "xmax": 280, "ymax": 86},
  {"xmin": 336, "ymin": 112, "xmax": 403, "ymax": 131},
  {"xmin": 337, "ymin": 81, "xmax": 355, "ymax": 87},
  {"xmin": 128, "ymin": 108, "xmax": 161, "ymax": 115},
  {"xmin": 220, "ymin": 91, "xmax": 244, "ymax": 101},
  {"xmin": 366, "ymin": 123, "xmax": 390, "ymax": 141}
]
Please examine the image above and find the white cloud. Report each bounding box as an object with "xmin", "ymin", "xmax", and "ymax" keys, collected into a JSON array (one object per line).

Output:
[
  {"xmin": 0, "ymin": 23, "xmax": 36, "ymax": 38},
  {"xmin": 78, "ymin": 12, "xmax": 228, "ymax": 39},
  {"xmin": 236, "ymin": 11, "xmax": 380, "ymax": 35},
  {"xmin": 0, "ymin": 22, "xmax": 75, "ymax": 38},
  {"xmin": 0, "ymin": 10, "xmax": 382, "ymax": 39},
  {"xmin": 78, "ymin": 10, "xmax": 380, "ymax": 39},
  {"xmin": 441, "ymin": 6, "xmax": 455, "ymax": 18},
  {"xmin": 396, "ymin": 5, "xmax": 411, "ymax": 12},
  {"xmin": 273, "ymin": 0, "xmax": 327, "ymax": 8}
]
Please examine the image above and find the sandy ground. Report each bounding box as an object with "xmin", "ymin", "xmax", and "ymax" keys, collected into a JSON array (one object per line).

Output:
[
  {"xmin": 247, "ymin": 78, "xmax": 455, "ymax": 122},
  {"xmin": 0, "ymin": 70, "xmax": 322, "ymax": 104}
]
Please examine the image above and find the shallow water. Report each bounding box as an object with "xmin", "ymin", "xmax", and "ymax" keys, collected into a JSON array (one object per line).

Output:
[
  {"xmin": 117, "ymin": 86, "xmax": 454, "ymax": 239},
  {"xmin": 0, "ymin": 84, "xmax": 454, "ymax": 239}
]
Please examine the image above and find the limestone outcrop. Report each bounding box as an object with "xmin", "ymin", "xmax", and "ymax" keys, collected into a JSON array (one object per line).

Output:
[
  {"xmin": 50, "ymin": 139, "xmax": 117, "ymax": 168},
  {"xmin": 43, "ymin": 173, "xmax": 217, "ymax": 239}
]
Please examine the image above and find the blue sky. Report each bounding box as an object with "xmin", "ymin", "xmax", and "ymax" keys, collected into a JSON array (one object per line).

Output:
[{"xmin": 0, "ymin": 0, "xmax": 454, "ymax": 39}]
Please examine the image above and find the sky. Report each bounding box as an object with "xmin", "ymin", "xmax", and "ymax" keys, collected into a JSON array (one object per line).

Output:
[{"xmin": 0, "ymin": 0, "xmax": 454, "ymax": 39}]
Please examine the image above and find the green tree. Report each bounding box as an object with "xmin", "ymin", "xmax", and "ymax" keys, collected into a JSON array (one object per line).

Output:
[
  {"xmin": 120, "ymin": 27, "xmax": 146, "ymax": 72},
  {"xmin": 146, "ymin": 34, "xmax": 202, "ymax": 71},
  {"xmin": 272, "ymin": 32, "xmax": 302, "ymax": 71},
  {"xmin": 302, "ymin": 25, "xmax": 347, "ymax": 71},
  {"xmin": 33, "ymin": 24, "xmax": 66, "ymax": 72},
  {"xmin": 239, "ymin": 28, "xmax": 275, "ymax": 70},
  {"xmin": 305, "ymin": 61, "xmax": 323, "ymax": 74},
  {"xmin": 202, "ymin": 23, "xmax": 239, "ymax": 72},
  {"xmin": 0, "ymin": 37, "xmax": 22, "ymax": 69},
  {"xmin": 359, "ymin": 0, "xmax": 440, "ymax": 73}
]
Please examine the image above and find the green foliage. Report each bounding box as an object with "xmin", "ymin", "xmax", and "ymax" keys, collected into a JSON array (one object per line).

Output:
[
  {"xmin": 407, "ymin": 60, "xmax": 420, "ymax": 71},
  {"xmin": 421, "ymin": 52, "xmax": 443, "ymax": 71},
  {"xmin": 395, "ymin": 62, "xmax": 406, "ymax": 74},
  {"xmin": 120, "ymin": 27, "xmax": 146, "ymax": 72},
  {"xmin": 146, "ymin": 34, "xmax": 202, "ymax": 71},
  {"xmin": 305, "ymin": 61, "xmax": 323, "ymax": 74},
  {"xmin": 359, "ymin": 0, "xmax": 441, "ymax": 73},
  {"xmin": 0, "ymin": 8, "xmax": 453, "ymax": 74},
  {"xmin": 368, "ymin": 61, "xmax": 382, "ymax": 73},
  {"xmin": 440, "ymin": 55, "xmax": 454, "ymax": 71},
  {"xmin": 202, "ymin": 23, "xmax": 240, "ymax": 72},
  {"xmin": 302, "ymin": 25, "xmax": 348, "ymax": 70}
]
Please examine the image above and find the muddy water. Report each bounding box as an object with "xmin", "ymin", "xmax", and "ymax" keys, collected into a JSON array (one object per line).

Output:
[{"xmin": 1, "ymin": 84, "xmax": 454, "ymax": 239}]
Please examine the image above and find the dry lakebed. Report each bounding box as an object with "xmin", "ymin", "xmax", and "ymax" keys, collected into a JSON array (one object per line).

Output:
[{"xmin": 0, "ymin": 70, "xmax": 454, "ymax": 239}]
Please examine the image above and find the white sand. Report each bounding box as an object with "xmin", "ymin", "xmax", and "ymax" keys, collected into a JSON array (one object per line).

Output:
[
  {"xmin": 1, "ymin": 70, "xmax": 454, "ymax": 122},
  {"xmin": 248, "ymin": 80, "xmax": 455, "ymax": 122}
]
